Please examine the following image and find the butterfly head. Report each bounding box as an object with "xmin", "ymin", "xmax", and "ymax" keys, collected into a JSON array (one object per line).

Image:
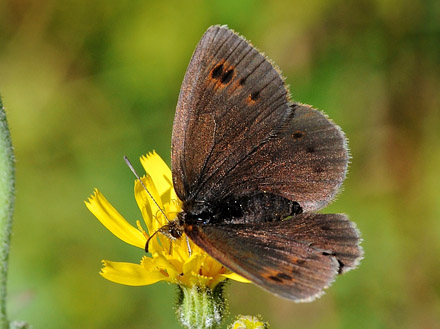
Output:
[{"xmin": 145, "ymin": 218, "xmax": 185, "ymax": 253}]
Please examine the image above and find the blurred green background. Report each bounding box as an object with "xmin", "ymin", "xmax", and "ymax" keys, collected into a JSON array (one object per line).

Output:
[{"xmin": 1, "ymin": 0, "xmax": 439, "ymax": 328}]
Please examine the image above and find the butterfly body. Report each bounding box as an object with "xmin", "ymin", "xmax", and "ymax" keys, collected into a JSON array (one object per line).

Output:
[
  {"xmin": 167, "ymin": 25, "xmax": 362, "ymax": 302},
  {"xmin": 181, "ymin": 192, "xmax": 302, "ymax": 225}
]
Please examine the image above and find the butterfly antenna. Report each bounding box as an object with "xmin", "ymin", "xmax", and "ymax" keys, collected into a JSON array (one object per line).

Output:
[
  {"xmin": 145, "ymin": 229, "xmax": 160, "ymax": 253},
  {"xmin": 123, "ymin": 156, "xmax": 170, "ymax": 223}
]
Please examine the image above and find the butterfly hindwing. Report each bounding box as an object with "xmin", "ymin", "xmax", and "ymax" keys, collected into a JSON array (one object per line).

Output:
[
  {"xmin": 214, "ymin": 104, "xmax": 348, "ymax": 212},
  {"xmin": 185, "ymin": 213, "xmax": 362, "ymax": 301},
  {"xmin": 172, "ymin": 25, "xmax": 348, "ymax": 211}
]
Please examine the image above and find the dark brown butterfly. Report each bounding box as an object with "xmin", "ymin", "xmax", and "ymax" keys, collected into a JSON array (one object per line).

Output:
[{"xmin": 163, "ymin": 25, "xmax": 362, "ymax": 302}]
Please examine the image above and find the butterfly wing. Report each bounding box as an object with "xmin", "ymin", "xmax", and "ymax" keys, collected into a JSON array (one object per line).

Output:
[
  {"xmin": 172, "ymin": 25, "xmax": 348, "ymax": 212},
  {"xmin": 185, "ymin": 213, "xmax": 362, "ymax": 301}
]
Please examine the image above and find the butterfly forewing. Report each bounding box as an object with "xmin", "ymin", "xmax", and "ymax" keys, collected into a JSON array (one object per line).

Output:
[
  {"xmin": 172, "ymin": 25, "xmax": 291, "ymax": 202},
  {"xmin": 172, "ymin": 25, "xmax": 348, "ymax": 211}
]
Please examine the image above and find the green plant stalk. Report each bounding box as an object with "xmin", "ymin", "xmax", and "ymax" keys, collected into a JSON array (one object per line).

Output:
[
  {"xmin": 177, "ymin": 282, "xmax": 227, "ymax": 329},
  {"xmin": 0, "ymin": 97, "xmax": 15, "ymax": 329}
]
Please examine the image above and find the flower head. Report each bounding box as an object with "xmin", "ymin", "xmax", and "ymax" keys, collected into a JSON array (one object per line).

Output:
[
  {"xmin": 85, "ymin": 151, "xmax": 248, "ymax": 289},
  {"xmin": 229, "ymin": 315, "xmax": 269, "ymax": 329}
]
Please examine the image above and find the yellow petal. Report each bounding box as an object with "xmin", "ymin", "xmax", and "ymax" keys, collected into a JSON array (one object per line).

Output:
[
  {"xmin": 183, "ymin": 253, "xmax": 204, "ymax": 276},
  {"xmin": 100, "ymin": 260, "xmax": 166, "ymax": 286},
  {"xmin": 201, "ymin": 257, "xmax": 224, "ymax": 277},
  {"xmin": 134, "ymin": 176, "xmax": 164, "ymax": 231},
  {"xmin": 133, "ymin": 176, "xmax": 173, "ymax": 254},
  {"xmin": 85, "ymin": 189, "xmax": 145, "ymax": 249},
  {"xmin": 170, "ymin": 187, "xmax": 179, "ymax": 205},
  {"xmin": 154, "ymin": 254, "xmax": 180, "ymax": 280},
  {"xmin": 140, "ymin": 151, "xmax": 173, "ymax": 198},
  {"xmin": 221, "ymin": 272, "xmax": 251, "ymax": 283}
]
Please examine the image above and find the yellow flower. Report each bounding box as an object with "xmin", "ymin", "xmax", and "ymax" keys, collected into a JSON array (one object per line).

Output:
[
  {"xmin": 85, "ymin": 151, "xmax": 248, "ymax": 289},
  {"xmin": 229, "ymin": 315, "xmax": 269, "ymax": 329}
]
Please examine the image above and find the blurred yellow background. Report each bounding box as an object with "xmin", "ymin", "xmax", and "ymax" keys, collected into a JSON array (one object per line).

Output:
[{"xmin": 1, "ymin": 0, "xmax": 439, "ymax": 328}]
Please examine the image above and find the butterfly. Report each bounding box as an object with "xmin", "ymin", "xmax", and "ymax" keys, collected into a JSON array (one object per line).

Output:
[{"xmin": 161, "ymin": 25, "xmax": 362, "ymax": 302}]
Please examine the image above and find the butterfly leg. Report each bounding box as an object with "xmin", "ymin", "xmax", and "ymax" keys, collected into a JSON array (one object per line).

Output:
[
  {"xmin": 167, "ymin": 239, "xmax": 173, "ymax": 256},
  {"xmin": 186, "ymin": 236, "xmax": 192, "ymax": 257}
]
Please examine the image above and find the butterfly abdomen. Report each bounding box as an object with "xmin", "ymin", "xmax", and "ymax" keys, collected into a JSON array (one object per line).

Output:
[{"xmin": 183, "ymin": 192, "xmax": 302, "ymax": 226}]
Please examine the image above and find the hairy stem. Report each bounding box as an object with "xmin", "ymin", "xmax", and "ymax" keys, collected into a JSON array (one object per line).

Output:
[{"xmin": 0, "ymin": 97, "xmax": 16, "ymax": 329}]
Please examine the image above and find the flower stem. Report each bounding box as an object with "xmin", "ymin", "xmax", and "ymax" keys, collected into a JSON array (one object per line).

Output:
[
  {"xmin": 0, "ymin": 97, "xmax": 16, "ymax": 329},
  {"xmin": 177, "ymin": 282, "xmax": 228, "ymax": 329}
]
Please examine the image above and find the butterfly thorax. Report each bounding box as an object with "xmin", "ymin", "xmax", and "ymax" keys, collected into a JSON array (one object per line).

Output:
[{"xmin": 180, "ymin": 191, "xmax": 302, "ymax": 226}]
